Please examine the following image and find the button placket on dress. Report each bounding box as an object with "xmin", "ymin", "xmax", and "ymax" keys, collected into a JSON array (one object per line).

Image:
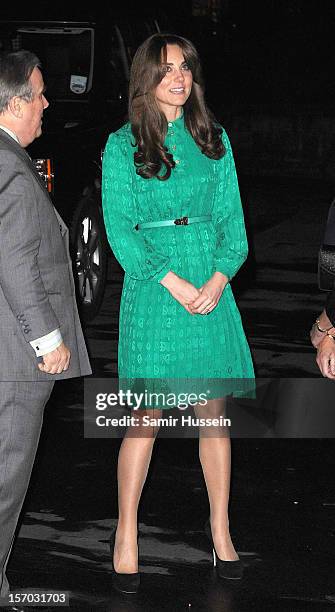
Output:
[
  {"xmin": 166, "ymin": 117, "xmax": 188, "ymax": 223},
  {"xmin": 167, "ymin": 120, "xmax": 181, "ymax": 165}
]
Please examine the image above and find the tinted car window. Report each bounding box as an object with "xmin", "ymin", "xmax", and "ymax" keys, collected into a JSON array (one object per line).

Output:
[{"xmin": 0, "ymin": 25, "xmax": 94, "ymax": 100}]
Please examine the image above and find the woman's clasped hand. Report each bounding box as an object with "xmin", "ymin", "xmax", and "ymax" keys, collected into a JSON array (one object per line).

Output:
[{"xmin": 160, "ymin": 270, "xmax": 228, "ymax": 315}]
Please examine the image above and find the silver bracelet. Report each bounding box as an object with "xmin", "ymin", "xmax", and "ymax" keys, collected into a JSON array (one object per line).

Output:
[{"xmin": 315, "ymin": 318, "xmax": 334, "ymax": 333}]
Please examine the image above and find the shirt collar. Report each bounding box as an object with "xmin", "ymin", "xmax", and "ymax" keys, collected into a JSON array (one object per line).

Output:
[{"xmin": 0, "ymin": 125, "xmax": 20, "ymax": 144}]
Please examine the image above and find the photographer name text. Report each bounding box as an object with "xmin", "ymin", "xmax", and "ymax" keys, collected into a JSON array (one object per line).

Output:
[{"xmin": 95, "ymin": 415, "xmax": 231, "ymax": 428}]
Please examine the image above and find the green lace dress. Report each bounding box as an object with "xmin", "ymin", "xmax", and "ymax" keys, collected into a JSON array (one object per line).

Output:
[{"xmin": 102, "ymin": 115, "xmax": 255, "ymax": 402}]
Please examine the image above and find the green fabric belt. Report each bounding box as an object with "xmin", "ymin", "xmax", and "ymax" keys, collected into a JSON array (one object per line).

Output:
[{"xmin": 136, "ymin": 215, "xmax": 212, "ymax": 230}]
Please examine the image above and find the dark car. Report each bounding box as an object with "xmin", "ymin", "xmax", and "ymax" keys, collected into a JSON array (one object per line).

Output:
[{"xmin": 0, "ymin": 9, "xmax": 164, "ymax": 321}]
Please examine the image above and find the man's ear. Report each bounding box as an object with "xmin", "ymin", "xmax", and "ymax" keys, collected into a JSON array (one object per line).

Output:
[{"xmin": 8, "ymin": 96, "xmax": 23, "ymax": 118}]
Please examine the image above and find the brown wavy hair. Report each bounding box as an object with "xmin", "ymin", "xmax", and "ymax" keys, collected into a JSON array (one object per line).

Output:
[{"xmin": 128, "ymin": 33, "xmax": 225, "ymax": 180}]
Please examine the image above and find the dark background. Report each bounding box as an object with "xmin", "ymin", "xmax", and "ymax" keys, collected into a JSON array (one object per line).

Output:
[
  {"xmin": 3, "ymin": 0, "xmax": 334, "ymax": 110},
  {"xmin": 3, "ymin": 0, "xmax": 335, "ymax": 178},
  {"xmin": 163, "ymin": 0, "xmax": 335, "ymax": 110}
]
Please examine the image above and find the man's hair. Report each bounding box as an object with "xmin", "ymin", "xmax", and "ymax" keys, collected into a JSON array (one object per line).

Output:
[{"xmin": 0, "ymin": 49, "xmax": 41, "ymax": 114}]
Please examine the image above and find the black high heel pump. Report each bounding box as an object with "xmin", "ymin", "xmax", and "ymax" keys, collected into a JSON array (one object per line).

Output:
[
  {"xmin": 110, "ymin": 525, "xmax": 140, "ymax": 594},
  {"xmin": 204, "ymin": 519, "xmax": 244, "ymax": 580}
]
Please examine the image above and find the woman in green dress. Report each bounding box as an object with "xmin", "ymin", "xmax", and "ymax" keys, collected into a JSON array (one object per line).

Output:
[{"xmin": 102, "ymin": 33, "xmax": 254, "ymax": 593}]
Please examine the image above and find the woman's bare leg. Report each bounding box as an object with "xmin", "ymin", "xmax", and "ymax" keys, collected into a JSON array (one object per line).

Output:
[
  {"xmin": 194, "ymin": 398, "xmax": 239, "ymax": 561},
  {"xmin": 113, "ymin": 409, "xmax": 161, "ymax": 573}
]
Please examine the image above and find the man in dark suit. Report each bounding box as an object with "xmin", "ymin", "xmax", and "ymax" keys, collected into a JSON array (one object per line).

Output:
[{"xmin": 0, "ymin": 49, "xmax": 92, "ymax": 607}]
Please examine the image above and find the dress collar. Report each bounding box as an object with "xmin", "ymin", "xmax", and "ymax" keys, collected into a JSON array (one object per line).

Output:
[{"xmin": 166, "ymin": 109, "xmax": 184, "ymax": 127}]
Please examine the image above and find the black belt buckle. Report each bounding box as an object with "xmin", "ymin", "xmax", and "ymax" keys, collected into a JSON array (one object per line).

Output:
[{"xmin": 174, "ymin": 216, "xmax": 188, "ymax": 225}]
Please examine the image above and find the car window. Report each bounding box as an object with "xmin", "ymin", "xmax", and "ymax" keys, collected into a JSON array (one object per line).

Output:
[{"xmin": 0, "ymin": 24, "xmax": 94, "ymax": 99}]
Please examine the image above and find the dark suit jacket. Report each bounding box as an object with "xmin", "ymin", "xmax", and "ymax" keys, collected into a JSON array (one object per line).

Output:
[{"xmin": 0, "ymin": 129, "xmax": 92, "ymax": 381}]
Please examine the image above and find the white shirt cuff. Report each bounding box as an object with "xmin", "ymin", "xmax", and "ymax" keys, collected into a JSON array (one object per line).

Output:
[{"xmin": 30, "ymin": 328, "xmax": 63, "ymax": 356}]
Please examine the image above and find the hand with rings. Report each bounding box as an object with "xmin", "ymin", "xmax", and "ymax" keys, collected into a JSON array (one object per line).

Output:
[
  {"xmin": 188, "ymin": 272, "xmax": 229, "ymax": 315},
  {"xmin": 188, "ymin": 290, "xmax": 214, "ymax": 315}
]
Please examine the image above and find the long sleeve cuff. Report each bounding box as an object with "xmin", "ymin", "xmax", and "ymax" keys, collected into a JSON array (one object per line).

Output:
[
  {"xmin": 213, "ymin": 253, "xmax": 246, "ymax": 282},
  {"xmin": 30, "ymin": 328, "xmax": 63, "ymax": 356}
]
